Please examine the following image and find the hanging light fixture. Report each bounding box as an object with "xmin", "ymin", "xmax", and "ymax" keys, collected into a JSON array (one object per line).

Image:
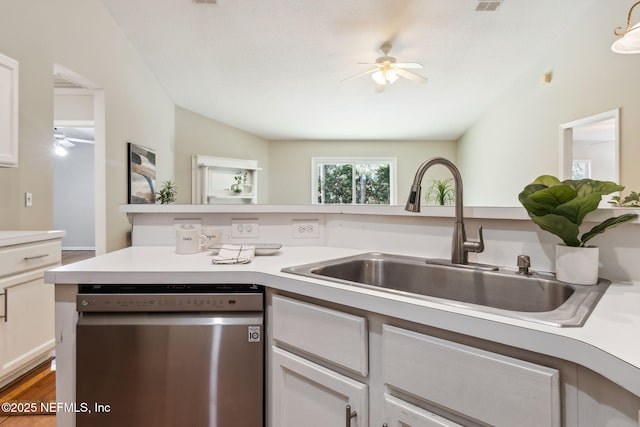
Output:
[
  {"xmin": 53, "ymin": 128, "xmax": 73, "ymax": 157},
  {"xmin": 371, "ymin": 66, "xmax": 399, "ymax": 85},
  {"xmin": 612, "ymin": 1, "xmax": 640, "ymax": 54}
]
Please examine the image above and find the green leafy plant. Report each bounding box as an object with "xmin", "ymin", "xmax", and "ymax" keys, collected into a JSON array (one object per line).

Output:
[
  {"xmin": 518, "ymin": 175, "xmax": 638, "ymax": 247},
  {"xmin": 609, "ymin": 191, "xmax": 640, "ymax": 207},
  {"xmin": 156, "ymin": 180, "xmax": 177, "ymax": 204},
  {"xmin": 424, "ymin": 178, "xmax": 455, "ymax": 206}
]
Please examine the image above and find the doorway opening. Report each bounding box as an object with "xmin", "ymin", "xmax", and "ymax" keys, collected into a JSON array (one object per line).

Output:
[{"xmin": 53, "ymin": 64, "xmax": 106, "ymax": 255}]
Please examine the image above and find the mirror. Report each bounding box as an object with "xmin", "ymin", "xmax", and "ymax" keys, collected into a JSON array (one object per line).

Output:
[{"xmin": 560, "ymin": 109, "xmax": 619, "ymax": 183}]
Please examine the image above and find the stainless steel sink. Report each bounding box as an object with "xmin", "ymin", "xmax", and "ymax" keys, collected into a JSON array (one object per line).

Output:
[{"xmin": 282, "ymin": 252, "xmax": 610, "ymax": 327}]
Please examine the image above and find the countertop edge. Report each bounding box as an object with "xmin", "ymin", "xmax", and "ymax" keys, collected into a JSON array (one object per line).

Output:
[{"xmin": 45, "ymin": 255, "xmax": 640, "ymax": 398}]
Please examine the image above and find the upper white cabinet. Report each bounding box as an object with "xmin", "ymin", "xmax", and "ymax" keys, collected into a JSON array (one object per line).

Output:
[
  {"xmin": 191, "ymin": 155, "xmax": 260, "ymax": 204},
  {"xmin": 0, "ymin": 52, "xmax": 19, "ymax": 167}
]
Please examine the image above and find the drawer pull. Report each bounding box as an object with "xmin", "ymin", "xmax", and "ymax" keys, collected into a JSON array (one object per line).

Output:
[
  {"xmin": 1, "ymin": 289, "xmax": 7, "ymax": 322},
  {"xmin": 24, "ymin": 254, "xmax": 49, "ymax": 261},
  {"xmin": 345, "ymin": 405, "xmax": 357, "ymax": 427}
]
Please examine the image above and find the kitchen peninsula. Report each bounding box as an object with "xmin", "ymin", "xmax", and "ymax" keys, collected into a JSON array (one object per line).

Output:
[{"xmin": 45, "ymin": 205, "xmax": 640, "ymax": 426}]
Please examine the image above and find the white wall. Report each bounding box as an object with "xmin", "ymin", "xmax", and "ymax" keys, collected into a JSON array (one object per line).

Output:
[
  {"xmin": 0, "ymin": 0, "xmax": 175, "ymax": 251},
  {"xmin": 458, "ymin": 1, "xmax": 640, "ymax": 206},
  {"xmin": 268, "ymin": 140, "xmax": 457, "ymax": 204}
]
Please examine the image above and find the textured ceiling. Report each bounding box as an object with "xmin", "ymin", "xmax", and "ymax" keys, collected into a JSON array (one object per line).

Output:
[{"xmin": 101, "ymin": 0, "xmax": 597, "ymax": 140}]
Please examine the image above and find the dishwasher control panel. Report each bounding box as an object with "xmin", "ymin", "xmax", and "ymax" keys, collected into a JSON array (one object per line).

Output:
[{"xmin": 77, "ymin": 284, "xmax": 264, "ymax": 313}]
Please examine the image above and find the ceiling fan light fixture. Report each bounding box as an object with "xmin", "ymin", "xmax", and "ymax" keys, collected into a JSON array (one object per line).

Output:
[
  {"xmin": 372, "ymin": 68, "xmax": 398, "ymax": 85},
  {"xmin": 54, "ymin": 142, "xmax": 68, "ymax": 157},
  {"xmin": 612, "ymin": 1, "xmax": 640, "ymax": 54}
]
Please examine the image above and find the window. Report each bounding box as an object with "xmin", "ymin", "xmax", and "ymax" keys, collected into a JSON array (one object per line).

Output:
[
  {"xmin": 572, "ymin": 159, "xmax": 592, "ymax": 179},
  {"xmin": 312, "ymin": 157, "xmax": 396, "ymax": 205}
]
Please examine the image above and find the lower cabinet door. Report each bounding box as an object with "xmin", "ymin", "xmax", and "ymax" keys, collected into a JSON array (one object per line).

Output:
[
  {"xmin": 384, "ymin": 394, "xmax": 462, "ymax": 427},
  {"xmin": 0, "ymin": 275, "xmax": 55, "ymax": 383},
  {"xmin": 271, "ymin": 346, "xmax": 368, "ymax": 427}
]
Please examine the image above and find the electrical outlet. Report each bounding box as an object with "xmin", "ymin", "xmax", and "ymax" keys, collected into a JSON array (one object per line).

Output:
[
  {"xmin": 292, "ymin": 220, "xmax": 319, "ymax": 239},
  {"xmin": 25, "ymin": 192, "xmax": 33, "ymax": 207},
  {"xmin": 231, "ymin": 220, "xmax": 259, "ymax": 238}
]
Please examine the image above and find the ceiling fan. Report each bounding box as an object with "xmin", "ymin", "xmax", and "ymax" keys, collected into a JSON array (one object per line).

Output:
[
  {"xmin": 345, "ymin": 42, "xmax": 428, "ymax": 92},
  {"xmin": 53, "ymin": 128, "xmax": 75, "ymax": 157}
]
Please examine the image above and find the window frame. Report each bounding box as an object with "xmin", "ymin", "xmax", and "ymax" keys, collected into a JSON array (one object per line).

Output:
[{"xmin": 311, "ymin": 157, "xmax": 397, "ymax": 205}]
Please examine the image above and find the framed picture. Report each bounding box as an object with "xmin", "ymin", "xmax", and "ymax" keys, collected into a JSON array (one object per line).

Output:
[{"xmin": 128, "ymin": 143, "xmax": 156, "ymax": 204}]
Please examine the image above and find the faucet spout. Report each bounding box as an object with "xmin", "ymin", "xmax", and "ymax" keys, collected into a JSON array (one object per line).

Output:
[{"xmin": 405, "ymin": 157, "xmax": 484, "ymax": 265}]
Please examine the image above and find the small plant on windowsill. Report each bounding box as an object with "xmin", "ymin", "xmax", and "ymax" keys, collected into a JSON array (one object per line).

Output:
[
  {"xmin": 609, "ymin": 191, "xmax": 640, "ymax": 207},
  {"xmin": 424, "ymin": 178, "xmax": 455, "ymax": 206},
  {"xmin": 156, "ymin": 180, "xmax": 177, "ymax": 204}
]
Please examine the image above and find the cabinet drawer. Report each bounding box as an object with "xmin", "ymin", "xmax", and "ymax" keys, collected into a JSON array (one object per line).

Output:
[
  {"xmin": 0, "ymin": 241, "xmax": 61, "ymax": 278},
  {"xmin": 383, "ymin": 325, "xmax": 560, "ymax": 427},
  {"xmin": 272, "ymin": 295, "xmax": 368, "ymax": 376},
  {"xmin": 384, "ymin": 394, "xmax": 463, "ymax": 427}
]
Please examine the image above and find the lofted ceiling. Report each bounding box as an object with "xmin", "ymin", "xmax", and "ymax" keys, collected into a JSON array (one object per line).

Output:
[{"xmin": 101, "ymin": 0, "xmax": 597, "ymax": 141}]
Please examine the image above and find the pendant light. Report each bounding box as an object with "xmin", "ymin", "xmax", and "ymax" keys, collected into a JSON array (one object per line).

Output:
[{"xmin": 612, "ymin": 1, "xmax": 640, "ymax": 54}]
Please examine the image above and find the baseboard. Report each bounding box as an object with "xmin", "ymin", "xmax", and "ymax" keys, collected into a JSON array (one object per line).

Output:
[{"xmin": 61, "ymin": 246, "xmax": 96, "ymax": 251}]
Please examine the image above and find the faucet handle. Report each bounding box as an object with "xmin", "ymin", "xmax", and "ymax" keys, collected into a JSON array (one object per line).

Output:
[
  {"xmin": 517, "ymin": 255, "xmax": 531, "ymax": 275},
  {"xmin": 463, "ymin": 226, "xmax": 485, "ymax": 254}
]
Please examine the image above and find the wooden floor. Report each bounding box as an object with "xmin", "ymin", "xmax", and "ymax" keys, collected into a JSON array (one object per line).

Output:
[
  {"xmin": 0, "ymin": 361, "xmax": 56, "ymax": 426},
  {"xmin": 61, "ymin": 250, "xmax": 95, "ymax": 265},
  {"xmin": 0, "ymin": 251, "xmax": 95, "ymax": 426}
]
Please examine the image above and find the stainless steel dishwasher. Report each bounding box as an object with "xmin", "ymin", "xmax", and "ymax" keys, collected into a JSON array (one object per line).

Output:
[{"xmin": 75, "ymin": 283, "xmax": 264, "ymax": 427}]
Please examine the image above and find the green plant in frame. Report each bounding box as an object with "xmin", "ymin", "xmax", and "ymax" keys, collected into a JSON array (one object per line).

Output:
[
  {"xmin": 424, "ymin": 178, "xmax": 455, "ymax": 206},
  {"xmin": 518, "ymin": 175, "xmax": 638, "ymax": 247}
]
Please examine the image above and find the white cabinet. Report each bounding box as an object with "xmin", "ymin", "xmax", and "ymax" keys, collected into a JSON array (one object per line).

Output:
[
  {"xmin": 383, "ymin": 394, "xmax": 462, "ymax": 427},
  {"xmin": 271, "ymin": 347, "xmax": 368, "ymax": 427},
  {"xmin": 268, "ymin": 292, "xmax": 565, "ymax": 427},
  {"xmin": 382, "ymin": 324, "xmax": 561, "ymax": 427},
  {"xmin": 0, "ymin": 52, "xmax": 19, "ymax": 167},
  {"xmin": 191, "ymin": 155, "xmax": 260, "ymax": 204},
  {"xmin": 0, "ymin": 238, "xmax": 61, "ymax": 387},
  {"xmin": 270, "ymin": 295, "xmax": 368, "ymax": 427}
]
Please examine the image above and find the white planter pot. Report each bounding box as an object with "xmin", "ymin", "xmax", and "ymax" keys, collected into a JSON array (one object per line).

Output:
[{"xmin": 555, "ymin": 244, "xmax": 599, "ymax": 285}]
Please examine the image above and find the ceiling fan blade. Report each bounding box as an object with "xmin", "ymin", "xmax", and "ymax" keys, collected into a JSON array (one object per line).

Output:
[
  {"xmin": 342, "ymin": 68, "xmax": 377, "ymax": 82},
  {"xmin": 395, "ymin": 68, "xmax": 428, "ymax": 84},
  {"xmin": 57, "ymin": 139, "xmax": 75, "ymax": 148},
  {"xmin": 67, "ymin": 137, "xmax": 92, "ymax": 144},
  {"xmin": 393, "ymin": 62, "xmax": 423, "ymax": 69}
]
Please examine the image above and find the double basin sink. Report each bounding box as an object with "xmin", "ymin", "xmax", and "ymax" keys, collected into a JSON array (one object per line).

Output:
[{"xmin": 282, "ymin": 252, "xmax": 610, "ymax": 327}]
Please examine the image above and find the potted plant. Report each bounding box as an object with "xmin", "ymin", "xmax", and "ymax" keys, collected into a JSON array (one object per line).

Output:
[
  {"xmin": 424, "ymin": 178, "xmax": 455, "ymax": 206},
  {"xmin": 609, "ymin": 191, "xmax": 640, "ymax": 207},
  {"xmin": 519, "ymin": 175, "xmax": 638, "ymax": 284},
  {"xmin": 156, "ymin": 180, "xmax": 177, "ymax": 204},
  {"xmin": 230, "ymin": 171, "xmax": 245, "ymax": 194}
]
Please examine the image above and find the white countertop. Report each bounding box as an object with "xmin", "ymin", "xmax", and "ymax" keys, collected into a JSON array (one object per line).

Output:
[
  {"xmin": 0, "ymin": 230, "xmax": 65, "ymax": 247},
  {"xmin": 45, "ymin": 245, "xmax": 640, "ymax": 397}
]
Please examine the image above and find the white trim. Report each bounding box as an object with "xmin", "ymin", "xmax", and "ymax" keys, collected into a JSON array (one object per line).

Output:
[
  {"xmin": 559, "ymin": 108, "xmax": 620, "ymax": 183},
  {"xmin": 53, "ymin": 64, "xmax": 106, "ymax": 255},
  {"xmin": 311, "ymin": 156, "xmax": 397, "ymax": 205},
  {"xmin": 61, "ymin": 246, "xmax": 96, "ymax": 251},
  {"xmin": 0, "ymin": 52, "xmax": 19, "ymax": 167}
]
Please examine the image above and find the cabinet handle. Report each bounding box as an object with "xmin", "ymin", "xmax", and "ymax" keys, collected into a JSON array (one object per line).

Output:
[
  {"xmin": 24, "ymin": 254, "xmax": 49, "ymax": 260},
  {"xmin": 0, "ymin": 289, "xmax": 7, "ymax": 322},
  {"xmin": 345, "ymin": 404, "xmax": 357, "ymax": 427}
]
